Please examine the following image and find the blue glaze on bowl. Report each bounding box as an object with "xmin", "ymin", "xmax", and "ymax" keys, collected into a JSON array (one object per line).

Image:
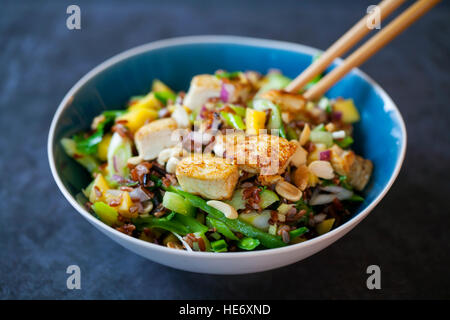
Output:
[{"xmin": 49, "ymin": 36, "xmax": 406, "ymax": 267}]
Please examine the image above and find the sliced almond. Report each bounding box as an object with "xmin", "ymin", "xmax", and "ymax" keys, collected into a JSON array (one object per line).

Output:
[
  {"xmin": 289, "ymin": 141, "xmax": 308, "ymax": 167},
  {"xmin": 275, "ymin": 180, "xmax": 302, "ymax": 202},
  {"xmin": 157, "ymin": 148, "xmax": 173, "ymax": 165},
  {"xmin": 308, "ymin": 160, "xmax": 335, "ymax": 179},
  {"xmin": 206, "ymin": 200, "xmax": 238, "ymax": 219},
  {"xmin": 291, "ymin": 164, "xmax": 309, "ymax": 191},
  {"xmin": 140, "ymin": 201, "xmax": 154, "ymax": 215},
  {"xmin": 166, "ymin": 156, "xmax": 180, "ymax": 174},
  {"xmin": 127, "ymin": 156, "xmax": 143, "ymax": 167},
  {"xmin": 299, "ymin": 123, "xmax": 310, "ymax": 146}
]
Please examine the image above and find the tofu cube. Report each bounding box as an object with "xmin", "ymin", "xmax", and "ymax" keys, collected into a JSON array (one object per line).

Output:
[
  {"xmin": 134, "ymin": 118, "xmax": 178, "ymax": 160},
  {"xmin": 259, "ymin": 89, "xmax": 306, "ymax": 113},
  {"xmin": 183, "ymin": 74, "xmax": 253, "ymax": 112},
  {"xmin": 214, "ymin": 133, "xmax": 298, "ymax": 176},
  {"xmin": 176, "ymin": 155, "xmax": 239, "ymax": 200}
]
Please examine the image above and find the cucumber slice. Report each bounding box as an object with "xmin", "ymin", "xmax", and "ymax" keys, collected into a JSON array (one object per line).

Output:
[
  {"xmin": 238, "ymin": 210, "xmax": 271, "ymax": 231},
  {"xmin": 163, "ymin": 191, "xmax": 196, "ymax": 216},
  {"xmin": 259, "ymin": 189, "xmax": 279, "ymax": 209},
  {"xmin": 310, "ymin": 131, "xmax": 333, "ymax": 147},
  {"xmin": 256, "ymin": 73, "xmax": 291, "ymax": 96},
  {"xmin": 92, "ymin": 202, "xmax": 119, "ymax": 226},
  {"xmin": 225, "ymin": 189, "xmax": 246, "ymax": 210}
]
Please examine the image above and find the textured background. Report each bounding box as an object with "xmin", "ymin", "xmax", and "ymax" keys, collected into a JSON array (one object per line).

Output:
[{"xmin": 1, "ymin": 0, "xmax": 449, "ymax": 299}]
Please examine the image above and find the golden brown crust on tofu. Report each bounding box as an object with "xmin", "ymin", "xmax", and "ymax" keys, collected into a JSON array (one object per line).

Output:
[
  {"xmin": 330, "ymin": 144, "xmax": 356, "ymax": 176},
  {"xmin": 215, "ymin": 133, "xmax": 298, "ymax": 176},
  {"xmin": 348, "ymin": 155, "xmax": 373, "ymax": 191},
  {"xmin": 260, "ymin": 89, "xmax": 306, "ymax": 113},
  {"xmin": 258, "ymin": 174, "xmax": 283, "ymax": 186},
  {"xmin": 176, "ymin": 155, "xmax": 239, "ymax": 200},
  {"xmin": 135, "ymin": 118, "xmax": 177, "ymax": 140}
]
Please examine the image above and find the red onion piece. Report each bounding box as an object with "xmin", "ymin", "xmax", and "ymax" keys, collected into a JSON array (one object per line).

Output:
[
  {"xmin": 113, "ymin": 155, "xmax": 118, "ymax": 172},
  {"xmin": 199, "ymin": 106, "xmax": 208, "ymax": 119},
  {"xmin": 332, "ymin": 111, "xmax": 342, "ymax": 121},
  {"xmin": 309, "ymin": 194, "xmax": 337, "ymax": 206},
  {"xmin": 321, "ymin": 185, "xmax": 353, "ymax": 200},
  {"xmin": 111, "ymin": 174, "xmax": 126, "ymax": 183},
  {"xmin": 220, "ymin": 83, "xmax": 234, "ymax": 102},
  {"xmin": 129, "ymin": 186, "xmax": 151, "ymax": 202},
  {"xmin": 319, "ymin": 150, "xmax": 331, "ymax": 161}
]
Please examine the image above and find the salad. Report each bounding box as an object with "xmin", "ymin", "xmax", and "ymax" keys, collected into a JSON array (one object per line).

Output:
[{"xmin": 62, "ymin": 67, "xmax": 373, "ymax": 252}]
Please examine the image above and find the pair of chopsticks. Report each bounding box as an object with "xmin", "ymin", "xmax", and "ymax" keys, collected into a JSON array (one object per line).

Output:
[{"xmin": 286, "ymin": 0, "xmax": 441, "ymax": 100}]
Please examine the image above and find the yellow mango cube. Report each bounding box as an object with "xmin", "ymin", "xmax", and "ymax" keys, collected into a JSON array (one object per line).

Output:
[
  {"xmin": 128, "ymin": 92, "xmax": 162, "ymax": 112},
  {"xmin": 152, "ymin": 79, "xmax": 174, "ymax": 94},
  {"xmin": 307, "ymin": 171, "xmax": 319, "ymax": 187},
  {"xmin": 245, "ymin": 108, "xmax": 266, "ymax": 135},
  {"xmin": 97, "ymin": 133, "xmax": 112, "ymax": 161},
  {"xmin": 333, "ymin": 99, "xmax": 360, "ymax": 123},
  {"xmin": 117, "ymin": 191, "xmax": 137, "ymax": 218},
  {"xmin": 89, "ymin": 173, "xmax": 110, "ymax": 203},
  {"xmin": 116, "ymin": 108, "xmax": 158, "ymax": 133},
  {"xmin": 316, "ymin": 218, "xmax": 335, "ymax": 235}
]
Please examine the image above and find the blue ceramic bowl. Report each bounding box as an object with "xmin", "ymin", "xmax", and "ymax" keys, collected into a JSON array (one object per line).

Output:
[{"xmin": 48, "ymin": 36, "xmax": 406, "ymax": 274}]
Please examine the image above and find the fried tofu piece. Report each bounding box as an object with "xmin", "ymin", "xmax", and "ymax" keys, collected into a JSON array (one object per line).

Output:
[
  {"xmin": 176, "ymin": 155, "xmax": 239, "ymax": 200},
  {"xmin": 259, "ymin": 89, "xmax": 306, "ymax": 113},
  {"xmin": 134, "ymin": 118, "xmax": 179, "ymax": 160},
  {"xmin": 348, "ymin": 155, "xmax": 373, "ymax": 191},
  {"xmin": 258, "ymin": 174, "xmax": 283, "ymax": 186},
  {"xmin": 214, "ymin": 133, "xmax": 298, "ymax": 176},
  {"xmin": 330, "ymin": 144, "xmax": 356, "ymax": 176},
  {"xmin": 183, "ymin": 74, "xmax": 253, "ymax": 112}
]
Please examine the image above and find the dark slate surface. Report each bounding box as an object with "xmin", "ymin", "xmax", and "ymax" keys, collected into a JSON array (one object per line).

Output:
[{"xmin": 1, "ymin": 0, "xmax": 449, "ymax": 299}]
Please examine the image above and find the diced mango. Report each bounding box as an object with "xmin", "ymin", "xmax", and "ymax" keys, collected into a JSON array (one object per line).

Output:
[
  {"xmin": 128, "ymin": 92, "xmax": 162, "ymax": 111},
  {"xmin": 116, "ymin": 108, "xmax": 158, "ymax": 133},
  {"xmin": 89, "ymin": 173, "xmax": 110, "ymax": 203},
  {"xmin": 97, "ymin": 133, "xmax": 112, "ymax": 161},
  {"xmin": 117, "ymin": 191, "xmax": 137, "ymax": 218},
  {"xmin": 333, "ymin": 99, "xmax": 360, "ymax": 123},
  {"xmin": 316, "ymin": 218, "xmax": 335, "ymax": 235},
  {"xmin": 245, "ymin": 108, "xmax": 266, "ymax": 135},
  {"xmin": 152, "ymin": 79, "xmax": 175, "ymax": 94},
  {"xmin": 307, "ymin": 171, "xmax": 319, "ymax": 187}
]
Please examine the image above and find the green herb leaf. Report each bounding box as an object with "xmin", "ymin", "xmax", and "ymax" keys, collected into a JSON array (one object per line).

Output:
[
  {"xmin": 295, "ymin": 199, "xmax": 314, "ymax": 224},
  {"xmin": 73, "ymin": 110, "xmax": 124, "ymax": 155},
  {"xmin": 154, "ymin": 91, "xmax": 177, "ymax": 105},
  {"xmin": 347, "ymin": 194, "xmax": 365, "ymax": 202},
  {"xmin": 335, "ymin": 136, "xmax": 354, "ymax": 148},
  {"xmin": 215, "ymin": 71, "xmax": 242, "ymax": 79}
]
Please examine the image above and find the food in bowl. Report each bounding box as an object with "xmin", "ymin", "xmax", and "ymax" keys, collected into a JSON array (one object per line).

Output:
[{"xmin": 61, "ymin": 68, "xmax": 373, "ymax": 253}]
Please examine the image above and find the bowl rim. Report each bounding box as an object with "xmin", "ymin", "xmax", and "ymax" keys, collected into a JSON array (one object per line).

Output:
[{"xmin": 48, "ymin": 35, "xmax": 407, "ymax": 259}]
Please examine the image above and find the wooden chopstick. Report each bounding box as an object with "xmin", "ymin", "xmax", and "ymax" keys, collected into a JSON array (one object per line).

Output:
[
  {"xmin": 302, "ymin": 0, "xmax": 441, "ymax": 101},
  {"xmin": 285, "ymin": 0, "xmax": 406, "ymax": 93}
]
